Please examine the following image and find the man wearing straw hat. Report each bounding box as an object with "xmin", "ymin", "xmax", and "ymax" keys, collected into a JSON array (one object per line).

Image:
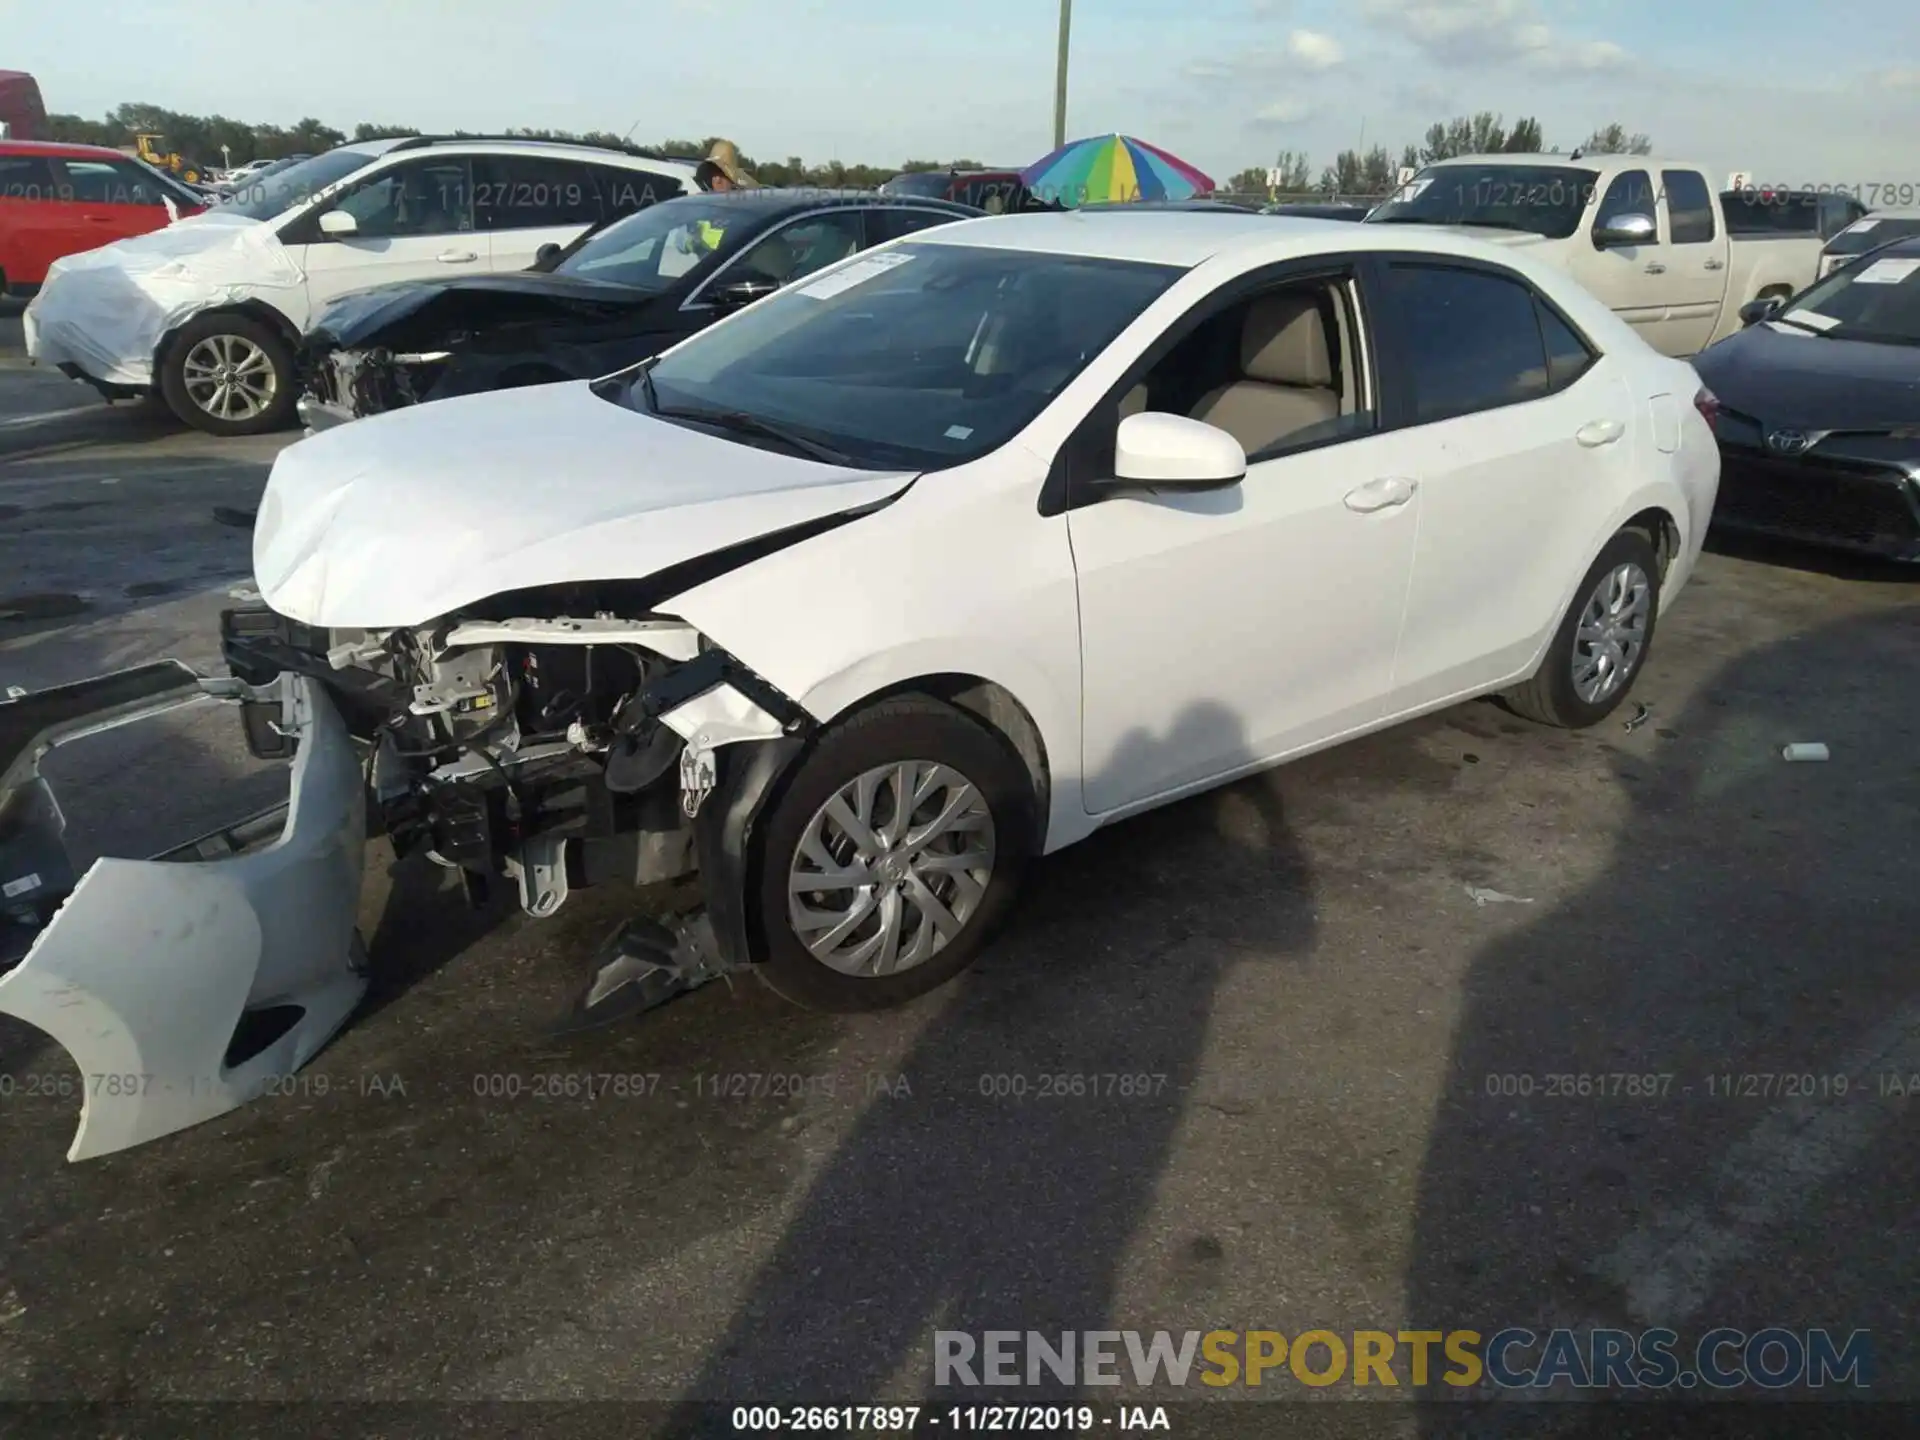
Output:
[
  {"xmin": 694, "ymin": 138, "xmax": 758, "ymax": 193},
  {"xmin": 683, "ymin": 138, "xmax": 759, "ymax": 257}
]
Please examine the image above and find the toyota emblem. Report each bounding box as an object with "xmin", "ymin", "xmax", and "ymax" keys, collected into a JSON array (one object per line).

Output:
[{"xmin": 1766, "ymin": 429, "xmax": 1811, "ymax": 455}]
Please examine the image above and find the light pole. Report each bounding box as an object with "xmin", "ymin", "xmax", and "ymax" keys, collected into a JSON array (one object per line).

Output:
[{"xmin": 1053, "ymin": 0, "xmax": 1072, "ymax": 150}]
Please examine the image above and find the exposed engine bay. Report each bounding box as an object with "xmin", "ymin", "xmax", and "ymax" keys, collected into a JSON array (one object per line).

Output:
[{"xmin": 218, "ymin": 595, "xmax": 813, "ymax": 916}]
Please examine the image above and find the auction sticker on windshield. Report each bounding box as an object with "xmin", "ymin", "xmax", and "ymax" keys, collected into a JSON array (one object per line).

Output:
[
  {"xmin": 796, "ymin": 250, "xmax": 915, "ymax": 300},
  {"xmin": 1782, "ymin": 308, "xmax": 1841, "ymax": 330},
  {"xmin": 1853, "ymin": 256, "xmax": 1920, "ymax": 284}
]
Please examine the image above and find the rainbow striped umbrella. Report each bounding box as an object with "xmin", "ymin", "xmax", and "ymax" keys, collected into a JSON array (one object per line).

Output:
[{"xmin": 1020, "ymin": 134, "xmax": 1215, "ymax": 208}]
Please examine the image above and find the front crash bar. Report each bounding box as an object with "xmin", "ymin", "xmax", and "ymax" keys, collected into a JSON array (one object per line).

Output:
[{"xmin": 0, "ymin": 663, "xmax": 368, "ymax": 1161}]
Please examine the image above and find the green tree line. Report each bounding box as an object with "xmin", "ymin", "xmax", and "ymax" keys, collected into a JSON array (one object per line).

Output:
[
  {"xmin": 44, "ymin": 101, "xmax": 1654, "ymax": 198},
  {"xmin": 1225, "ymin": 114, "xmax": 1654, "ymax": 197},
  {"xmin": 42, "ymin": 101, "xmax": 993, "ymax": 187}
]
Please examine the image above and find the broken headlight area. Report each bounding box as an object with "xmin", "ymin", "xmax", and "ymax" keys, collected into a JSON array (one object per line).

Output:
[
  {"xmin": 217, "ymin": 600, "xmax": 812, "ymax": 925},
  {"xmin": 301, "ymin": 343, "xmax": 450, "ymax": 419}
]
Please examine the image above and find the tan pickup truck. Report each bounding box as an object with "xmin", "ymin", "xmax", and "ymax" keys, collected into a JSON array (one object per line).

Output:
[{"xmin": 1366, "ymin": 154, "xmax": 1825, "ymax": 357}]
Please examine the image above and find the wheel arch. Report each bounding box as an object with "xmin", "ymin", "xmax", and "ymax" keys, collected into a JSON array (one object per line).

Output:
[
  {"xmin": 795, "ymin": 649, "xmax": 1073, "ymax": 852},
  {"xmin": 1620, "ymin": 503, "xmax": 1682, "ymax": 583},
  {"xmin": 152, "ymin": 299, "xmax": 301, "ymax": 378},
  {"xmin": 1516, "ymin": 492, "xmax": 1686, "ymax": 684},
  {"xmin": 838, "ymin": 673, "xmax": 1052, "ymax": 849}
]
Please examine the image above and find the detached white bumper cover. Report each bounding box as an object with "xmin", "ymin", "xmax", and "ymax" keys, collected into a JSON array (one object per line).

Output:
[
  {"xmin": 23, "ymin": 213, "xmax": 302, "ymax": 389},
  {"xmin": 0, "ymin": 676, "xmax": 367, "ymax": 1161}
]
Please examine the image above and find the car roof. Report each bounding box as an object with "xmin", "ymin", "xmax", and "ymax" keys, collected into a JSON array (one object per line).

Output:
[
  {"xmin": 326, "ymin": 136, "xmax": 700, "ymax": 176},
  {"xmin": 1859, "ymin": 207, "xmax": 1920, "ymax": 221},
  {"xmin": 1427, "ymin": 152, "xmax": 1710, "ymax": 172},
  {"xmin": 0, "ymin": 137, "xmax": 145, "ymax": 161},
  {"xmin": 661, "ymin": 188, "xmax": 980, "ymax": 214},
  {"xmin": 907, "ymin": 208, "xmax": 1522, "ymax": 267}
]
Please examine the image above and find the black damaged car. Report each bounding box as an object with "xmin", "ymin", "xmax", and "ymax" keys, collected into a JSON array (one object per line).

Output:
[
  {"xmin": 1692, "ymin": 234, "xmax": 1920, "ymax": 560},
  {"xmin": 296, "ymin": 190, "xmax": 982, "ymax": 429}
]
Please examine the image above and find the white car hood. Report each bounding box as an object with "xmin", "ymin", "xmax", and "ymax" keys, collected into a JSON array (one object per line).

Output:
[
  {"xmin": 24, "ymin": 211, "xmax": 299, "ymax": 387},
  {"xmin": 253, "ymin": 381, "xmax": 920, "ymax": 629},
  {"xmin": 1436, "ymin": 225, "xmax": 1553, "ymax": 250}
]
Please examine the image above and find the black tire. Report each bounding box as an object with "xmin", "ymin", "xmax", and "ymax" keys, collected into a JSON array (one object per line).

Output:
[
  {"xmin": 1503, "ymin": 528, "xmax": 1662, "ymax": 728},
  {"xmin": 159, "ymin": 311, "xmax": 298, "ymax": 437},
  {"xmin": 751, "ymin": 695, "xmax": 1035, "ymax": 1012}
]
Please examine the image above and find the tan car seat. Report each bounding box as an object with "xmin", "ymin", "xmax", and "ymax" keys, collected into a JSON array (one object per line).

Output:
[{"xmin": 1190, "ymin": 293, "xmax": 1340, "ymax": 454}]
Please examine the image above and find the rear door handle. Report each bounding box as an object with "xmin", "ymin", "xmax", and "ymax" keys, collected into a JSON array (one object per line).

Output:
[
  {"xmin": 436, "ymin": 249, "xmax": 479, "ymax": 263},
  {"xmin": 1344, "ymin": 476, "xmax": 1417, "ymax": 512},
  {"xmin": 1644, "ymin": 262, "xmax": 1666, "ymax": 274},
  {"xmin": 1703, "ymin": 257, "xmax": 1724, "ymax": 270},
  {"xmin": 1576, "ymin": 418, "xmax": 1626, "ymax": 447}
]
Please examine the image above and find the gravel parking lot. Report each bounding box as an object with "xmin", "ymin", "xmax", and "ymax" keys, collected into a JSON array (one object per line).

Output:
[{"xmin": 1, "ymin": 295, "xmax": 1916, "ymax": 1434}]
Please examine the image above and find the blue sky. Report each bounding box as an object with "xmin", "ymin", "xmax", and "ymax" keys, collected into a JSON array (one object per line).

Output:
[{"xmin": 10, "ymin": 0, "xmax": 1920, "ymax": 186}]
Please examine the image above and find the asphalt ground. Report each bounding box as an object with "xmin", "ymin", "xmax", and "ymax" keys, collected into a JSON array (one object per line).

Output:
[{"xmin": 1, "ymin": 294, "xmax": 1915, "ymax": 1438}]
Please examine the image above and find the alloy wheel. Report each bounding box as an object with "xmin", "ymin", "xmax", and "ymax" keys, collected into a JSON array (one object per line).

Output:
[
  {"xmin": 1571, "ymin": 561, "xmax": 1652, "ymax": 704},
  {"xmin": 787, "ymin": 760, "xmax": 997, "ymax": 977},
  {"xmin": 181, "ymin": 334, "xmax": 277, "ymax": 421}
]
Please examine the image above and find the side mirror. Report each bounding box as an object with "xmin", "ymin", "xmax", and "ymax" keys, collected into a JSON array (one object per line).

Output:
[
  {"xmin": 317, "ymin": 209, "xmax": 358, "ymax": 237},
  {"xmin": 1593, "ymin": 211, "xmax": 1656, "ymax": 247},
  {"xmin": 1112, "ymin": 412, "xmax": 1245, "ymax": 489},
  {"xmin": 712, "ymin": 277, "xmax": 781, "ymax": 308},
  {"xmin": 1739, "ymin": 295, "xmax": 1785, "ymax": 327},
  {"xmin": 534, "ymin": 243, "xmax": 562, "ymax": 268}
]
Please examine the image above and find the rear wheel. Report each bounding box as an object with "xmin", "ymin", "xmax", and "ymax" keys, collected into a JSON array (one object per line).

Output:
[
  {"xmin": 751, "ymin": 696, "xmax": 1034, "ymax": 1011},
  {"xmin": 160, "ymin": 312, "xmax": 297, "ymax": 436},
  {"xmin": 1503, "ymin": 528, "xmax": 1661, "ymax": 728}
]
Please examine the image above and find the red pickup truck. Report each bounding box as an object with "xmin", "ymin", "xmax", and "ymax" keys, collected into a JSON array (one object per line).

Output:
[{"xmin": 0, "ymin": 138, "xmax": 206, "ymax": 297}]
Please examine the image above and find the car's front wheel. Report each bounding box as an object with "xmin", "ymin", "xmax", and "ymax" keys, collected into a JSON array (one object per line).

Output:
[
  {"xmin": 752, "ymin": 695, "xmax": 1034, "ymax": 1011},
  {"xmin": 160, "ymin": 312, "xmax": 298, "ymax": 437},
  {"xmin": 1504, "ymin": 528, "xmax": 1662, "ymax": 728}
]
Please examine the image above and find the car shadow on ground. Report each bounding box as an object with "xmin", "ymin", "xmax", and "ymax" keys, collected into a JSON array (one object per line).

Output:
[
  {"xmin": 658, "ymin": 700, "xmax": 1319, "ymax": 1430},
  {"xmin": 1410, "ymin": 607, "xmax": 1920, "ymax": 1436}
]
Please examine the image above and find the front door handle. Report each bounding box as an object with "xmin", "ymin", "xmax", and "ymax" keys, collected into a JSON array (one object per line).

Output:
[
  {"xmin": 1644, "ymin": 262, "xmax": 1666, "ymax": 274},
  {"xmin": 1344, "ymin": 476, "xmax": 1418, "ymax": 513},
  {"xmin": 1576, "ymin": 418, "xmax": 1626, "ymax": 447},
  {"xmin": 436, "ymin": 249, "xmax": 479, "ymax": 263}
]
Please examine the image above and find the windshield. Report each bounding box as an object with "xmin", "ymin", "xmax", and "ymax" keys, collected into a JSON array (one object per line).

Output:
[
  {"xmin": 624, "ymin": 241, "xmax": 1182, "ymax": 469},
  {"xmin": 212, "ymin": 147, "xmax": 382, "ymax": 220},
  {"xmin": 1827, "ymin": 217, "xmax": 1920, "ymax": 257},
  {"xmin": 1367, "ymin": 164, "xmax": 1599, "ymax": 238},
  {"xmin": 559, "ymin": 196, "xmax": 754, "ymax": 291},
  {"xmin": 1773, "ymin": 251, "xmax": 1920, "ymax": 345}
]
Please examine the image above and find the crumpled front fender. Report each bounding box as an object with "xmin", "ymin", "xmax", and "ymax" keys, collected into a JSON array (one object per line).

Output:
[{"xmin": 0, "ymin": 674, "xmax": 368, "ymax": 1161}]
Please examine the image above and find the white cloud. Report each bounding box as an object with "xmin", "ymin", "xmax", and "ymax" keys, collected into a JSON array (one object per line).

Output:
[
  {"xmin": 1252, "ymin": 97, "xmax": 1315, "ymax": 125},
  {"xmin": 1286, "ymin": 29, "xmax": 1344, "ymax": 70},
  {"xmin": 1357, "ymin": 0, "xmax": 1629, "ymax": 71}
]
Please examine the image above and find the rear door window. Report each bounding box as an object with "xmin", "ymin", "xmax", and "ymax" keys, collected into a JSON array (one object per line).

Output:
[
  {"xmin": 1661, "ymin": 170, "xmax": 1715, "ymax": 244},
  {"xmin": 475, "ymin": 156, "xmax": 602, "ymax": 231},
  {"xmin": 0, "ymin": 155, "xmax": 58, "ymax": 201},
  {"xmin": 1385, "ymin": 263, "xmax": 1552, "ymax": 424}
]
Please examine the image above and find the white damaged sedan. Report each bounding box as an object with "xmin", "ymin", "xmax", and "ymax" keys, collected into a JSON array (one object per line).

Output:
[{"xmin": 0, "ymin": 211, "xmax": 1719, "ymax": 1158}]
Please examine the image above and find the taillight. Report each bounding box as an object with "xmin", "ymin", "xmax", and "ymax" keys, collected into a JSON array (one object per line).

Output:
[{"xmin": 1694, "ymin": 386, "xmax": 1721, "ymax": 430}]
